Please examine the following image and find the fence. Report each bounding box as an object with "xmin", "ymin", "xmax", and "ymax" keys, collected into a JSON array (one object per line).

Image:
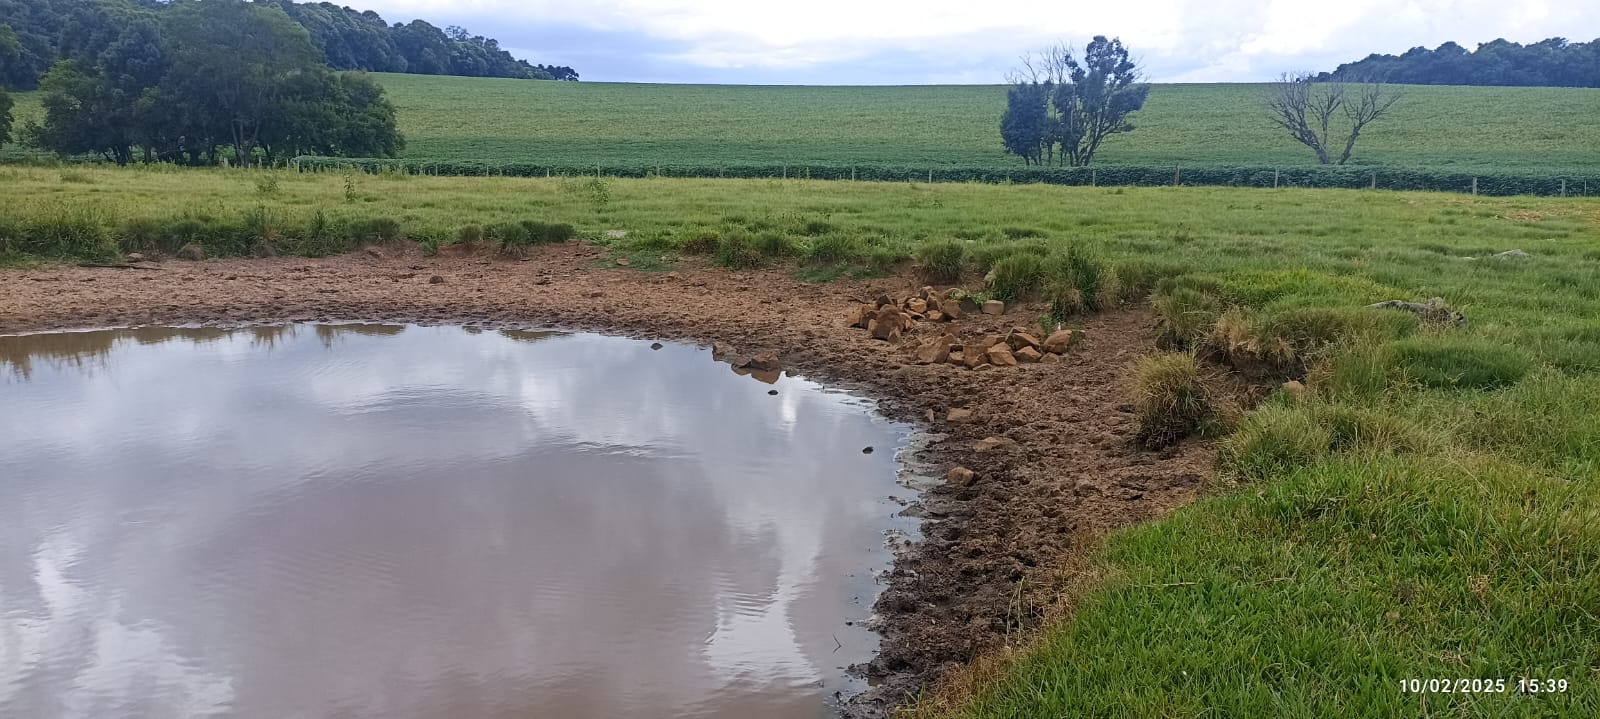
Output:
[{"xmin": 289, "ymin": 157, "xmax": 1600, "ymax": 198}]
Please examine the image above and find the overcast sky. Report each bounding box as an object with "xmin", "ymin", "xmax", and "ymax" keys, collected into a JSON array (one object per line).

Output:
[{"xmin": 364, "ymin": 0, "xmax": 1599, "ymax": 84}]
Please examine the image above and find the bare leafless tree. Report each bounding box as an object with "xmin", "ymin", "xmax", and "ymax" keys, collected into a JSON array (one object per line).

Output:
[{"xmin": 1268, "ymin": 72, "xmax": 1400, "ymax": 165}]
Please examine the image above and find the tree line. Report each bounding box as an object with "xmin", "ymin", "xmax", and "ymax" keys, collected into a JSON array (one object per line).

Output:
[
  {"xmin": 3, "ymin": 0, "xmax": 405, "ymax": 167},
  {"xmin": 1318, "ymin": 37, "xmax": 1600, "ymax": 88},
  {"xmin": 0, "ymin": 0, "xmax": 578, "ymax": 92}
]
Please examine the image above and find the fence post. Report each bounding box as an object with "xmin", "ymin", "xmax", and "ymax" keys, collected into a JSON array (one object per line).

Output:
[
  {"xmin": 851, "ymin": 166, "xmax": 856, "ymax": 181},
  {"xmin": 1091, "ymin": 168, "xmax": 1096, "ymax": 187},
  {"xmin": 1174, "ymin": 164, "xmax": 1181, "ymax": 187},
  {"xmin": 928, "ymin": 168, "xmax": 933, "ymax": 183},
  {"xmin": 1561, "ymin": 179, "xmax": 1567, "ymax": 197},
  {"xmin": 782, "ymin": 165, "xmax": 787, "ymax": 180},
  {"xmin": 1273, "ymin": 169, "xmax": 1279, "ymax": 189},
  {"xmin": 1471, "ymin": 177, "xmax": 1478, "ymax": 195},
  {"xmin": 1370, "ymin": 172, "xmax": 1377, "ymax": 190}
]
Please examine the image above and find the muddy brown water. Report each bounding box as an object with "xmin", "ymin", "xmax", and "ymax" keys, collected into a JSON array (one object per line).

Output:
[{"xmin": 0, "ymin": 324, "xmax": 916, "ymax": 719}]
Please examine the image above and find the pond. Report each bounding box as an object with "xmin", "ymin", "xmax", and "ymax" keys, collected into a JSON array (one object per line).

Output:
[{"xmin": 0, "ymin": 324, "xmax": 914, "ymax": 719}]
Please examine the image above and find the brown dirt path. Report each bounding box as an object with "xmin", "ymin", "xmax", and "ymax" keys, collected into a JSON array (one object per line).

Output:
[{"xmin": 0, "ymin": 244, "xmax": 1214, "ymax": 716}]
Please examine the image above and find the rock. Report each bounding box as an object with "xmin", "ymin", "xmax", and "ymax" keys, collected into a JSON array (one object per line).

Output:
[
  {"xmin": 948, "ymin": 350, "xmax": 965, "ymax": 365},
  {"xmin": 650, "ymin": 342, "xmax": 664, "ymax": 350},
  {"xmin": 874, "ymin": 294, "xmax": 893, "ymax": 309},
  {"xmin": 428, "ymin": 275, "xmax": 445, "ymax": 284},
  {"xmin": 974, "ymin": 363, "xmax": 993, "ymax": 372},
  {"xmin": 914, "ymin": 337, "xmax": 955, "ymax": 364},
  {"xmin": 1492, "ymin": 249, "xmax": 1530, "ymax": 259},
  {"xmin": 768, "ymin": 389, "xmax": 779, "ymax": 396},
  {"xmin": 943, "ymin": 287, "xmax": 962, "ymax": 300},
  {"xmin": 605, "ymin": 229, "xmax": 628, "ymax": 240},
  {"xmin": 1006, "ymin": 329, "xmax": 1042, "ymax": 351},
  {"xmin": 973, "ymin": 436, "xmax": 1017, "ymax": 453},
  {"xmin": 946, "ymin": 408, "xmax": 974, "ymax": 423},
  {"xmin": 847, "ymin": 303, "xmax": 875, "ymax": 328},
  {"xmin": 1015, "ymin": 346, "xmax": 1043, "ymax": 363},
  {"xmin": 862, "ymin": 446, "xmax": 875, "ymax": 454},
  {"xmin": 712, "ymin": 343, "xmax": 738, "ymax": 361},
  {"xmin": 1072, "ymin": 479, "xmax": 1098, "ymax": 496},
  {"xmin": 588, "ymin": 290, "xmax": 605, "ymax": 298},
  {"xmin": 615, "ymin": 257, "xmax": 631, "ymax": 267},
  {"xmin": 926, "ymin": 310, "xmax": 946, "ymax": 322},
  {"xmin": 533, "ymin": 276, "xmax": 551, "ymax": 285},
  {"xmin": 178, "ymin": 243, "xmax": 204, "ymax": 261},
  {"xmin": 1040, "ymin": 352, "xmax": 1062, "ymax": 365},
  {"xmin": 981, "ymin": 299, "xmax": 1005, "ymax": 315},
  {"xmin": 125, "ymin": 252, "xmax": 147, "ymax": 263},
  {"xmin": 986, "ymin": 344, "xmax": 1018, "ymax": 367},
  {"xmin": 1043, "ymin": 329, "xmax": 1076, "ymax": 354},
  {"xmin": 919, "ymin": 286, "xmax": 936, "ymax": 299},
  {"xmin": 1367, "ymin": 297, "xmax": 1465, "ymax": 326},
  {"xmin": 1282, "ymin": 380, "xmax": 1308, "ymax": 401},
  {"xmin": 869, "ymin": 307, "xmax": 909, "ymax": 341},
  {"xmin": 746, "ymin": 351, "xmax": 782, "ymax": 372},
  {"xmin": 941, "ymin": 303, "xmax": 963, "ymax": 320},
  {"xmin": 946, "ymin": 466, "xmax": 977, "ymax": 487},
  {"xmin": 958, "ymin": 296, "xmax": 980, "ymax": 314},
  {"xmin": 364, "ymin": 246, "xmax": 384, "ymax": 259},
  {"xmin": 906, "ymin": 298, "xmax": 928, "ymax": 314}
]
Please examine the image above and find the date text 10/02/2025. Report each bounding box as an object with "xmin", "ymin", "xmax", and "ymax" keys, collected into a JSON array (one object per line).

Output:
[{"xmin": 1399, "ymin": 679, "xmax": 1569, "ymax": 694}]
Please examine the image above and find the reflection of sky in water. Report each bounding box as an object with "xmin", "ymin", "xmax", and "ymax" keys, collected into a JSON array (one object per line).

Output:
[{"xmin": 0, "ymin": 325, "xmax": 910, "ymax": 719}]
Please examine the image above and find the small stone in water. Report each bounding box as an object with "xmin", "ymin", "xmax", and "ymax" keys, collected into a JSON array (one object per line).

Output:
[
  {"xmin": 768, "ymin": 389, "xmax": 778, "ymax": 395},
  {"xmin": 862, "ymin": 447, "xmax": 874, "ymax": 454},
  {"xmin": 650, "ymin": 342, "xmax": 664, "ymax": 350}
]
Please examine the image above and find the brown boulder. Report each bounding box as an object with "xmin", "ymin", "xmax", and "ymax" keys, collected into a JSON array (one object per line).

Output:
[
  {"xmin": 428, "ymin": 275, "xmax": 445, "ymax": 284},
  {"xmin": 870, "ymin": 307, "xmax": 908, "ymax": 341},
  {"xmin": 925, "ymin": 310, "xmax": 946, "ymax": 323},
  {"xmin": 178, "ymin": 243, "xmax": 204, "ymax": 261},
  {"xmin": 986, "ymin": 344, "xmax": 1017, "ymax": 367},
  {"xmin": 946, "ymin": 408, "xmax": 974, "ymax": 423},
  {"xmin": 1282, "ymin": 380, "xmax": 1308, "ymax": 401},
  {"xmin": 1015, "ymin": 346, "xmax": 1043, "ymax": 363},
  {"xmin": 1040, "ymin": 352, "xmax": 1062, "ymax": 365},
  {"xmin": 906, "ymin": 298, "xmax": 928, "ymax": 314},
  {"xmin": 946, "ymin": 466, "xmax": 977, "ymax": 487},
  {"xmin": 914, "ymin": 337, "xmax": 955, "ymax": 364},
  {"xmin": 874, "ymin": 294, "xmax": 893, "ymax": 309},
  {"xmin": 981, "ymin": 299, "xmax": 1005, "ymax": 315},
  {"xmin": 958, "ymin": 296, "xmax": 981, "ymax": 314},
  {"xmin": 948, "ymin": 350, "xmax": 965, "ymax": 365},
  {"xmin": 1043, "ymin": 329, "xmax": 1076, "ymax": 354},
  {"xmin": 1006, "ymin": 329, "xmax": 1042, "ymax": 351},
  {"xmin": 973, "ymin": 436, "xmax": 1017, "ymax": 453},
  {"xmin": 962, "ymin": 350, "xmax": 988, "ymax": 369},
  {"xmin": 125, "ymin": 253, "xmax": 147, "ymax": 263}
]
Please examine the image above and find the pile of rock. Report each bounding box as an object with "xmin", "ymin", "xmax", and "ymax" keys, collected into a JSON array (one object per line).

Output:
[
  {"xmin": 912, "ymin": 326, "xmax": 1077, "ymax": 370},
  {"xmin": 845, "ymin": 287, "xmax": 1009, "ymax": 342}
]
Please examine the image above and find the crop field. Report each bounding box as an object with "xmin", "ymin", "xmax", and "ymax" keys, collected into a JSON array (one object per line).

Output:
[
  {"xmin": 372, "ymin": 75, "xmax": 1600, "ymax": 173},
  {"xmin": 10, "ymin": 77, "xmax": 1599, "ymax": 183},
  {"xmin": 5, "ymin": 167, "xmax": 1600, "ymax": 716}
]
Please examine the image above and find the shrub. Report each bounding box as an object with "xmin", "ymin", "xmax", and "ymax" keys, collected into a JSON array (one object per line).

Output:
[
  {"xmin": 1392, "ymin": 337, "xmax": 1533, "ymax": 390},
  {"xmin": 917, "ymin": 240, "xmax": 966, "ymax": 284},
  {"xmin": 1132, "ymin": 352, "xmax": 1216, "ymax": 449},
  {"xmin": 987, "ymin": 253, "xmax": 1049, "ymax": 302}
]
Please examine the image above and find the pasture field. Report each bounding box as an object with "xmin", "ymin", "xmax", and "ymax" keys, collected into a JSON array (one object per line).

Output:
[
  {"xmin": 3, "ymin": 166, "xmax": 1599, "ymax": 716},
  {"xmin": 8, "ymin": 78, "xmax": 1600, "ymax": 176}
]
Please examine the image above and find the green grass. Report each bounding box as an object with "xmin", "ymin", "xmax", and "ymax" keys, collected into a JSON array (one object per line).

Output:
[
  {"xmin": 3, "ymin": 167, "xmax": 1599, "ymax": 715},
  {"xmin": 9, "ymin": 78, "xmax": 1600, "ymax": 173}
]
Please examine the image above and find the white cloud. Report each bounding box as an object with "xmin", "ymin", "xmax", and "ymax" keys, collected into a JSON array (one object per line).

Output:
[{"xmin": 359, "ymin": 0, "xmax": 1600, "ymax": 82}]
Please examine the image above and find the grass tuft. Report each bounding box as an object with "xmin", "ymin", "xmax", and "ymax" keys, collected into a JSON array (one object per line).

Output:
[{"xmin": 1131, "ymin": 352, "xmax": 1216, "ymax": 449}]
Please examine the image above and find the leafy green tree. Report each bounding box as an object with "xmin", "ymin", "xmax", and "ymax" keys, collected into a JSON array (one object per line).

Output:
[
  {"xmin": 160, "ymin": 0, "xmax": 321, "ymax": 168},
  {"xmin": 1000, "ymin": 81, "xmax": 1048, "ymax": 165},
  {"xmin": 31, "ymin": 60, "xmax": 143, "ymax": 164},
  {"xmin": 1004, "ymin": 37, "xmax": 1150, "ymax": 167}
]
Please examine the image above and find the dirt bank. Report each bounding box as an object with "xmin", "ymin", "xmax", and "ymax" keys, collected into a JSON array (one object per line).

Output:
[{"xmin": 0, "ymin": 244, "xmax": 1214, "ymax": 716}]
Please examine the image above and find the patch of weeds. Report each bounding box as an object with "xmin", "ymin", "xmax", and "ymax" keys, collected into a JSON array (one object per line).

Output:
[
  {"xmin": 254, "ymin": 174, "xmax": 281, "ymax": 197},
  {"xmin": 59, "ymin": 171, "xmax": 93, "ymax": 184},
  {"xmin": 714, "ymin": 230, "xmax": 763, "ymax": 269},
  {"xmin": 1152, "ymin": 283, "xmax": 1224, "ymax": 350},
  {"xmin": 345, "ymin": 217, "xmax": 402, "ymax": 246},
  {"xmin": 987, "ymin": 253, "xmax": 1049, "ymax": 302},
  {"xmin": 1132, "ymin": 352, "xmax": 1216, "ymax": 449},
  {"xmin": 116, "ymin": 218, "xmax": 164, "ymax": 254},
  {"xmin": 806, "ymin": 233, "xmax": 864, "ymax": 265},
  {"xmin": 680, "ymin": 229, "xmax": 721, "ymax": 255}
]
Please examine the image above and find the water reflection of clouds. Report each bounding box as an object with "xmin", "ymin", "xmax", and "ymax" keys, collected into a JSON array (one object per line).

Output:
[{"xmin": 0, "ymin": 325, "xmax": 908, "ymax": 719}]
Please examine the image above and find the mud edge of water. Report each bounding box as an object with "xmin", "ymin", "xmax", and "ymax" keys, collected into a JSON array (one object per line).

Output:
[{"xmin": 0, "ymin": 245, "xmax": 1216, "ymax": 718}]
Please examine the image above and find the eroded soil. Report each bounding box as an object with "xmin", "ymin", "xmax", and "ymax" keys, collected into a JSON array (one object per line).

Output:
[{"xmin": 0, "ymin": 244, "xmax": 1214, "ymax": 717}]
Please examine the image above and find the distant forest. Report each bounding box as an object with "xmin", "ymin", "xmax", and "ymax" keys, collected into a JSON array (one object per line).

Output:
[
  {"xmin": 0, "ymin": 0, "xmax": 578, "ymax": 91},
  {"xmin": 1319, "ymin": 37, "xmax": 1600, "ymax": 87}
]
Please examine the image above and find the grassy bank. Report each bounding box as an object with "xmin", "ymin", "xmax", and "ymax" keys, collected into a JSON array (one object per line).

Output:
[
  {"xmin": 3, "ymin": 166, "xmax": 1598, "ymax": 714},
  {"xmin": 8, "ymin": 79, "xmax": 1600, "ymax": 174}
]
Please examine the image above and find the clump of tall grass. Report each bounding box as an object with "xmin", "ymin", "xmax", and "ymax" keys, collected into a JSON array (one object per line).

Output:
[
  {"xmin": 987, "ymin": 252, "xmax": 1049, "ymax": 302},
  {"xmin": 805, "ymin": 232, "xmax": 864, "ymax": 265},
  {"xmin": 1045, "ymin": 245, "xmax": 1102, "ymax": 319},
  {"xmin": 1151, "ymin": 279, "xmax": 1225, "ymax": 350},
  {"xmin": 1131, "ymin": 352, "xmax": 1217, "ymax": 449},
  {"xmin": 345, "ymin": 217, "xmax": 402, "ymax": 245},
  {"xmin": 714, "ymin": 230, "xmax": 763, "ymax": 269},
  {"xmin": 917, "ymin": 240, "xmax": 966, "ymax": 284},
  {"xmin": 1220, "ymin": 402, "xmax": 1437, "ymax": 483},
  {"xmin": 20, "ymin": 204, "xmax": 116, "ymax": 259}
]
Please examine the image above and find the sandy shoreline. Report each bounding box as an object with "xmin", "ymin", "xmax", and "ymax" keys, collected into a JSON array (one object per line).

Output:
[{"xmin": 1, "ymin": 243, "xmax": 1214, "ymax": 716}]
